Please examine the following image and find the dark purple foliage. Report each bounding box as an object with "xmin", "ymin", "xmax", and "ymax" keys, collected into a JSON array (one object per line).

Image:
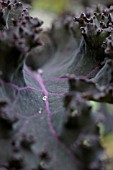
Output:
[{"xmin": 0, "ymin": 1, "xmax": 113, "ymax": 170}]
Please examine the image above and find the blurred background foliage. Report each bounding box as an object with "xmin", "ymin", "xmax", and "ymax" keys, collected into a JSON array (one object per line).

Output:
[
  {"xmin": 33, "ymin": 0, "xmax": 113, "ymax": 13},
  {"xmin": 33, "ymin": 0, "xmax": 69, "ymax": 13}
]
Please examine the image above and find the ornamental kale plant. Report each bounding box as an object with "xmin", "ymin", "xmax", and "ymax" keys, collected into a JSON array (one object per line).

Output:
[{"xmin": 0, "ymin": 0, "xmax": 113, "ymax": 170}]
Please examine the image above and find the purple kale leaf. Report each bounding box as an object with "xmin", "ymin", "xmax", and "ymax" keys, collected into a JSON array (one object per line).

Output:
[{"xmin": 0, "ymin": 1, "xmax": 113, "ymax": 170}]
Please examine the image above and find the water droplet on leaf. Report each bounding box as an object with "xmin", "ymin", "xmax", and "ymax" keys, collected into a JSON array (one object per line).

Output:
[
  {"xmin": 42, "ymin": 96, "xmax": 47, "ymax": 101},
  {"xmin": 39, "ymin": 108, "xmax": 42, "ymax": 114},
  {"xmin": 37, "ymin": 69, "xmax": 43, "ymax": 75}
]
